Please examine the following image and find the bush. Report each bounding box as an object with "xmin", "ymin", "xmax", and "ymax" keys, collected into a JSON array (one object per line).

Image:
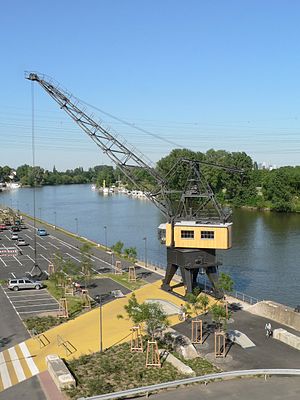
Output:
[{"xmin": 25, "ymin": 316, "xmax": 63, "ymax": 334}]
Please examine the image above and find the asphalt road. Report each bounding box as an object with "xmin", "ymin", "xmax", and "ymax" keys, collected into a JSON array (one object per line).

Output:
[
  {"xmin": 0, "ymin": 217, "xmax": 159, "ymax": 284},
  {"xmin": 152, "ymin": 376, "xmax": 300, "ymax": 400},
  {"xmin": 0, "ymin": 287, "xmax": 46, "ymax": 400}
]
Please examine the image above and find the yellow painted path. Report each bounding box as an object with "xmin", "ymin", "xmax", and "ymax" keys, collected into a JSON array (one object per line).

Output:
[{"xmin": 0, "ymin": 279, "xmax": 198, "ymax": 393}]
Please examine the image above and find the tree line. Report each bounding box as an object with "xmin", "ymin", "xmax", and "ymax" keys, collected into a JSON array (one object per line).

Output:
[{"xmin": 1, "ymin": 148, "xmax": 299, "ymax": 212}]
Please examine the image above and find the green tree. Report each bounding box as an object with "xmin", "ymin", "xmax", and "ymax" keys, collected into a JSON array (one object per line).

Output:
[
  {"xmin": 124, "ymin": 247, "xmax": 137, "ymax": 262},
  {"xmin": 210, "ymin": 303, "xmax": 229, "ymax": 331},
  {"xmin": 124, "ymin": 294, "xmax": 169, "ymax": 339},
  {"xmin": 198, "ymin": 294, "xmax": 210, "ymax": 314},
  {"xmin": 111, "ymin": 241, "xmax": 124, "ymax": 255},
  {"xmin": 217, "ymin": 272, "xmax": 234, "ymax": 296}
]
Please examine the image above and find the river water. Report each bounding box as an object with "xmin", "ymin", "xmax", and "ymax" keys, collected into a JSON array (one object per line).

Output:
[{"xmin": 1, "ymin": 184, "xmax": 299, "ymax": 307}]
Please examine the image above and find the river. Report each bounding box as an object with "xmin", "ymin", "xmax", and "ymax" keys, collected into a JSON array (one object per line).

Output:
[{"xmin": 1, "ymin": 184, "xmax": 299, "ymax": 307}]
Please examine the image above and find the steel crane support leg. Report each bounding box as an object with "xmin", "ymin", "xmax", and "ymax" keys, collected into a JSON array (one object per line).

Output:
[{"xmin": 162, "ymin": 247, "xmax": 223, "ymax": 298}]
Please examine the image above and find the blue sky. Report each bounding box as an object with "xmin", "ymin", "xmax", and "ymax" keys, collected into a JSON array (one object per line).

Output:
[{"xmin": 1, "ymin": 0, "xmax": 300, "ymax": 169}]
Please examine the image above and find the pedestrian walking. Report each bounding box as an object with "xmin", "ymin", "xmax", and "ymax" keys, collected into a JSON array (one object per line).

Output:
[{"xmin": 265, "ymin": 322, "xmax": 272, "ymax": 337}]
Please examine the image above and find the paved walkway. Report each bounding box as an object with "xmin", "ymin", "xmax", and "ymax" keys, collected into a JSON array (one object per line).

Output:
[{"xmin": 0, "ymin": 279, "xmax": 185, "ymax": 394}]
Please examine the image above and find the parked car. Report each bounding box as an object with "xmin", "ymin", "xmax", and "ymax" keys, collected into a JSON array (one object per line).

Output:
[
  {"xmin": 11, "ymin": 225, "xmax": 20, "ymax": 232},
  {"xmin": 37, "ymin": 228, "xmax": 47, "ymax": 236},
  {"xmin": 17, "ymin": 238, "xmax": 27, "ymax": 246},
  {"xmin": 11, "ymin": 233, "xmax": 19, "ymax": 240},
  {"xmin": 8, "ymin": 278, "xmax": 43, "ymax": 291},
  {"xmin": 0, "ymin": 224, "xmax": 6, "ymax": 230}
]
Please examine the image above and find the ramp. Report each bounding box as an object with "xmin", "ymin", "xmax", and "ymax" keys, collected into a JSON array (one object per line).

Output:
[{"xmin": 227, "ymin": 330, "xmax": 256, "ymax": 349}]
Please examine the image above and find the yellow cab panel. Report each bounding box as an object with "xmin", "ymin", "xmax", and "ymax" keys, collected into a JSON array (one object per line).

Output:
[{"xmin": 165, "ymin": 221, "xmax": 232, "ymax": 250}]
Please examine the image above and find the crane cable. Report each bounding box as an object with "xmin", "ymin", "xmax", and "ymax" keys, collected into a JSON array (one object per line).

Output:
[
  {"xmin": 31, "ymin": 81, "xmax": 38, "ymax": 267},
  {"xmin": 79, "ymin": 98, "xmax": 185, "ymax": 149}
]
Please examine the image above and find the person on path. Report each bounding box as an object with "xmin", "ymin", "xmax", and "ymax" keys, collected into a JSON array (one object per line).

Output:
[
  {"xmin": 179, "ymin": 304, "xmax": 186, "ymax": 321},
  {"xmin": 265, "ymin": 322, "xmax": 272, "ymax": 337}
]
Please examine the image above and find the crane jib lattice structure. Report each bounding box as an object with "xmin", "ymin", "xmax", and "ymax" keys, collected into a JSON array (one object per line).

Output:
[{"xmin": 26, "ymin": 72, "xmax": 242, "ymax": 297}]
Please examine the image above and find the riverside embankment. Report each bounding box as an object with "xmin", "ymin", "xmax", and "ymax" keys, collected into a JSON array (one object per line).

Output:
[{"xmin": 1, "ymin": 184, "xmax": 300, "ymax": 306}]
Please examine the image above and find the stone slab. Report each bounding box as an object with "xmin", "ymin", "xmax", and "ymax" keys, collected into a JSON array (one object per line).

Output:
[
  {"xmin": 227, "ymin": 330, "xmax": 256, "ymax": 348},
  {"xmin": 45, "ymin": 354, "xmax": 76, "ymax": 390},
  {"xmin": 159, "ymin": 349, "xmax": 196, "ymax": 376},
  {"xmin": 273, "ymin": 328, "xmax": 300, "ymax": 350}
]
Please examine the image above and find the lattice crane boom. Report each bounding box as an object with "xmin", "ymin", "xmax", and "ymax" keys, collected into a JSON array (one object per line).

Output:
[{"xmin": 26, "ymin": 72, "xmax": 173, "ymax": 218}]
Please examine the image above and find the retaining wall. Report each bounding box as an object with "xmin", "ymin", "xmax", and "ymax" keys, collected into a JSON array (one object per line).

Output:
[{"xmin": 248, "ymin": 301, "xmax": 300, "ymax": 332}]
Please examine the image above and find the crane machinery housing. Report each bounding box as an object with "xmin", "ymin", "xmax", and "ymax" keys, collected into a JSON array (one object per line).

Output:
[{"xmin": 26, "ymin": 72, "xmax": 240, "ymax": 298}]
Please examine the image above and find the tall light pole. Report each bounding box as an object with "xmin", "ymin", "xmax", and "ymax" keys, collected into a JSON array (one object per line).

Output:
[
  {"xmin": 75, "ymin": 217, "xmax": 78, "ymax": 236},
  {"xmin": 104, "ymin": 225, "xmax": 107, "ymax": 251},
  {"xmin": 95, "ymin": 294, "xmax": 103, "ymax": 353},
  {"xmin": 143, "ymin": 237, "xmax": 147, "ymax": 269},
  {"xmin": 54, "ymin": 211, "xmax": 57, "ymax": 230}
]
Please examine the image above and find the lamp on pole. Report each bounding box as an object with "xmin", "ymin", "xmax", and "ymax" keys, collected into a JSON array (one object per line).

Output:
[
  {"xmin": 75, "ymin": 217, "xmax": 78, "ymax": 236},
  {"xmin": 200, "ymin": 267, "xmax": 206, "ymax": 293},
  {"xmin": 104, "ymin": 225, "xmax": 107, "ymax": 251},
  {"xmin": 54, "ymin": 211, "xmax": 57, "ymax": 230},
  {"xmin": 95, "ymin": 294, "xmax": 103, "ymax": 353},
  {"xmin": 143, "ymin": 237, "xmax": 147, "ymax": 269}
]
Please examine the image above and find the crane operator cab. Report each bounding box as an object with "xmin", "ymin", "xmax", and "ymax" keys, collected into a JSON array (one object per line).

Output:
[{"xmin": 158, "ymin": 221, "xmax": 232, "ymax": 250}]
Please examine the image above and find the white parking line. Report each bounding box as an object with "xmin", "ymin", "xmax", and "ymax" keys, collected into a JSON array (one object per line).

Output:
[
  {"xmin": 25, "ymin": 234, "xmax": 32, "ymax": 240},
  {"xmin": 13, "ymin": 256, "xmax": 22, "ymax": 266},
  {"xmin": 5, "ymin": 234, "xmax": 10, "ymax": 240},
  {"xmin": 7, "ymin": 293, "xmax": 50, "ymax": 299},
  {"xmin": 15, "ymin": 303, "xmax": 59, "ymax": 308},
  {"xmin": 12, "ymin": 298, "xmax": 57, "ymax": 303},
  {"xmin": 0, "ymin": 257, "xmax": 7, "ymax": 267},
  {"xmin": 50, "ymin": 235, "xmax": 74, "ymax": 250},
  {"xmin": 11, "ymin": 272, "xmax": 16, "ymax": 278},
  {"xmin": 53, "ymin": 253, "xmax": 66, "ymax": 262},
  {"xmin": 37, "ymin": 242, "xmax": 47, "ymax": 250},
  {"xmin": 66, "ymin": 252, "xmax": 81, "ymax": 263},
  {"xmin": 18, "ymin": 308, "xmax": 59, "ymax": 314},
  {"xmin": 29, "ymin": 245, "xmax": 34, "ymax": 251},
  {"xmin": 48, "ymin": 242, "xmax": 59, "ymax": 249},
  {"xmin": 26, "ymin": 254, "xmax": 35, "ymax": 263},
  {"xmin": 40, "ymin": 254, "xmax": 50, "ymax": 263},
  {"xmin": 18, "ymin": 342, "xmax": 39, "ymax": 375}
]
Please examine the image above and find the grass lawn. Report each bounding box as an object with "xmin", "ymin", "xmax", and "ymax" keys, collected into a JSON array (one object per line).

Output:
[
  {"xmin": 44, "ymin": 279, "xmax": 86, "ymax": 317},
  {"xmin": 97, "ymin": 273, "xmax": 147, "ymax": 291},
  {"xmin": 65, "ymin": 341, "xmax": 217, "ymax": 399}
]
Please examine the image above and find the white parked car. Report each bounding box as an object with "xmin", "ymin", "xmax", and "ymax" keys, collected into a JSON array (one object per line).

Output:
[
  {"xmin": 17, "ymin": 238, "xmax": 27, "ymax": 246},
  {"xmin": 8, "ymin": 278, "xmax": 43, "ymax": 291},
  {"xmin": 11, "ymin": 233, "xmax": 18, "ymax": 240}
]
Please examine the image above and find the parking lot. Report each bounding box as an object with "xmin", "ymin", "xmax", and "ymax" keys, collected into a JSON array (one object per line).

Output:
[
  {"xmin": 0, "ymin": 218, "xmax": 159, "ymax": 283},
  {"xmin": 2, "ymin": 287, "xmax": 59, "ymax": 319},
  {"xmin": 0, "ymin": 221, "xmax": 113, "ymax": 281}
]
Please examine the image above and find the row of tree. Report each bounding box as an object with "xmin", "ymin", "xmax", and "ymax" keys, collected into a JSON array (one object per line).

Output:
[{"xmin": 1, "ymin": 148, "xmax": 299, "ymax": 212}]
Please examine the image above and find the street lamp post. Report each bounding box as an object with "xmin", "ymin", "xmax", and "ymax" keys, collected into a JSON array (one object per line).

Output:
[
  {"xmin": 95, "ymin": 294, "xmax": 103, "ymax": 353},
  {"xmin": 104, "ymin": 225, "xmax": 107, "ymax": 251},
  {"xmin": 54, "ymin": 211, "xmax": 57, "ymax": 230},
  {"xmin": 143, "ymin": 237, "xmax": 147, "ymax": 269},
  {"xmin": 75, "ymin": 217, "xmax": 78, "ymax": 236}
]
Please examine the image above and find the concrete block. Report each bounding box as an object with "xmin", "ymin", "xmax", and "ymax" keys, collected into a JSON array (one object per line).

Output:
[
  {"xmin": 273, "ymin": 328, "xmax": 300, "ymax": 350},
  {"xmin": 227, "ymin": 330, "xmax": 256, "ymax": 348},
  {"xmin": 248, "ymin": 301, "xmax": 300, "ymax": 332},
  {"xmin": 46, "ymin": 354, "xmax": 76, "ymax": 390},
  {"xmin": 159, "ymin": 349, "xmax": 196, "ymax": 376},
  {"xmin": 157, "ymin": 328, "xmax": 198, "ymax": 359}
]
